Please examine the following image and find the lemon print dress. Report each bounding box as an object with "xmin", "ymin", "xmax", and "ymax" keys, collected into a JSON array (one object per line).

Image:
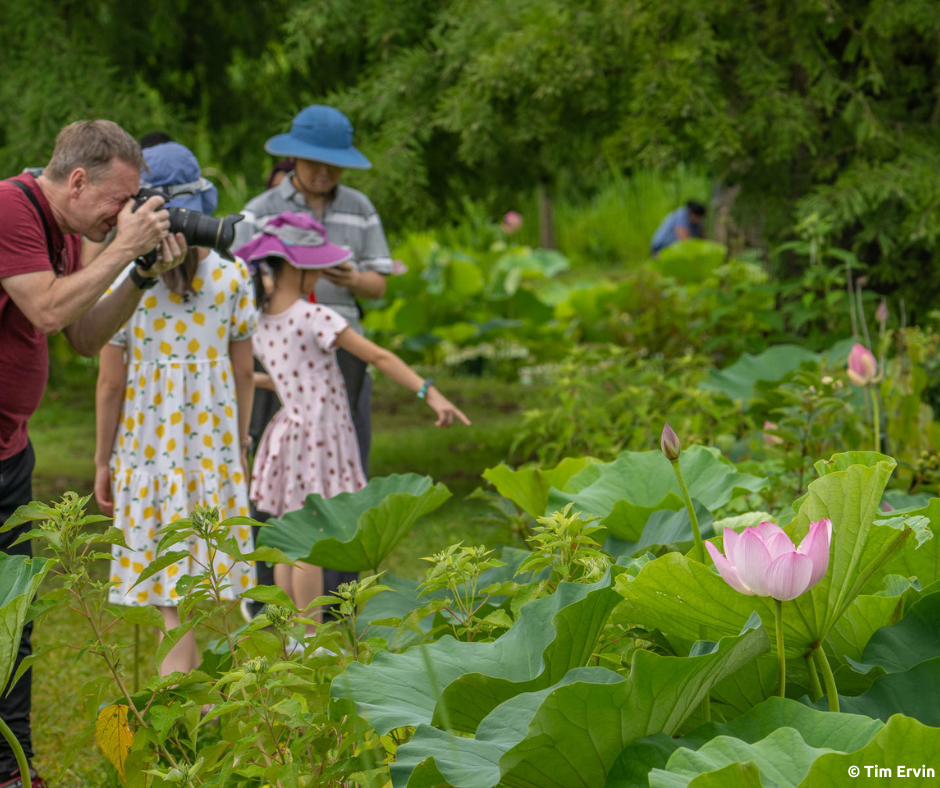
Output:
[{"xmin": 107, "ymin": 251, "xmax": 258, "ymax": 606}]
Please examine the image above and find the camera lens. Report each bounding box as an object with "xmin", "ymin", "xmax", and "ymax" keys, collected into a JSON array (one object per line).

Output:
[{"xmin": 168, "ymin": 208, "xmax": 242, "ymax": 260}]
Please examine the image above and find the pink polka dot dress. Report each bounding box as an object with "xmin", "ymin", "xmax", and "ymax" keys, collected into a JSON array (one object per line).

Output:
[{"xmin": 250, "ymin": 300, "xmax": 366, "ymax": 517}]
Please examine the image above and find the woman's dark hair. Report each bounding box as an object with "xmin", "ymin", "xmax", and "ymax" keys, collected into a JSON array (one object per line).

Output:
[
  {"xmin": 162, "ymin": 247, "xmax": 201, "ymax": 299},
  {"xmin": 252, "ymin": 255, "xmax": 288, "ymax": 309},
  {"xmin": 266, "ymin": 159, "xmax": 293, "ymax": 190},
  {"xmin": 687, "ymin": 200, "xmax": 707, "ymax": 217}
]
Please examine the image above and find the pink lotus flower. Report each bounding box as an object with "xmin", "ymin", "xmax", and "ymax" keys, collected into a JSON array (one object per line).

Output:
[
  {"xmin": 706, "ymin": 519, "xmax": 832, "ymax": 601},
  {"xmin": 847, "ymin": 343, "xmax": 878, "ymax": 386},
  {"xmin": 501, "ymin": 211, "xmax": 523, "ymax": 235},
  {"xmin": 391, "ymin": 259, "xmax": 409, "ymax": 276}
]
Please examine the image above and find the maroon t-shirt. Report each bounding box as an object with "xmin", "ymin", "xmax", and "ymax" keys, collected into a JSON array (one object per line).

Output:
[{"xmin": 0, "ymin": 172, "xmax": 83, "ymax": 460}]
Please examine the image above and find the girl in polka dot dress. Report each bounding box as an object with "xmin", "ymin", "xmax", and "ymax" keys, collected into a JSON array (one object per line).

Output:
[
  {"xmin": 94, "ymin": 142, "xmax": 258, "ymax": 676},
  {"xmin": 234, "ymin": 212, "xmax": 469, "ymax": 615}
]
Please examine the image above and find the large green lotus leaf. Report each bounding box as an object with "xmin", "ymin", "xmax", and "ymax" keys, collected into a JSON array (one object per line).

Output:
[
  {"xmin": 604, "ymin": 502, "xmax": 715, "ymax": 558},
  {"xmin": 0, "ymin": 553, "xmax": 50, "ymax": 688},
  {"xmin": 799, "ymin": 714, "xmax": 940, "ymax": 786},
  {"xmin": 393, "ymin": 667, "xmax": 620, "ymax": 788},
  {"xmin": 617, "ymin": 455, "xmax": 927, "ymax": 662},
  {"xmin": 482, "ymin": 457, "xmax": 600, "ymax": 518},
  {"xmin": 867, "ymin": 497, "xmax": 940, "ymax": 590},
  {"xmin": 546, "ymin": 446, "xmax": 767, "ymax": 536},
  {"xmin": 700, "ymin": 345, "xmax": 819, "ymax": 405},
  {"xmin": 606, "ymin": 697, "xmax": 883, "ymax": 788},
  {"xmin": 812, "ymin": 657, "xmax": 940, "ymax": 724},
  {"xmin": 332, "ymin": 565, "xmax": 625, "ymax": 735},
  {"xmin": 650, "ymin": 727, "xmax": 834, "ymax": 788},
  {"xmin": 496, "ymin": 617, "xmax": 770, "ymax": 788},
  {"xmin": 849, "ymin": 588, "xmax": 940, "ymax": 674},
  {"xmin": 825, "ymin": 576, "xmax": 924, "ymax": 662},
  {"xmin": 258, "ymin": 474, "xmax": 450, "ymax": 572},
  {"xmin": 395, "ymin": 620, "xmax": 769, "ymax": 788}
]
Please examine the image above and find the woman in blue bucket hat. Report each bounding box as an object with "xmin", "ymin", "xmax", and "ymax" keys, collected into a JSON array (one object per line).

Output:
[{"xmin": 235, "ymin": 106, "xmax": 394, "ymax": 618}]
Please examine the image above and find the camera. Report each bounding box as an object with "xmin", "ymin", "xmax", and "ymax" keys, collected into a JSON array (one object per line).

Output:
[{"xmin": 131, "ymin": 187, "xmax": 243, "ymax": 269}]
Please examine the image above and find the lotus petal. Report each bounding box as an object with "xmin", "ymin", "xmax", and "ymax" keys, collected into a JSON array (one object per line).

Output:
[
  {"xmin": 706, "ymin": 541, "xmax": 754, "ymax": 596},
  {"xmin": 734, "ymin": 530, "xmax": 772, "ymax": 597},
  {"xmin": 766, "ymin": 552, "xmax": 815, "ymax": 601}
]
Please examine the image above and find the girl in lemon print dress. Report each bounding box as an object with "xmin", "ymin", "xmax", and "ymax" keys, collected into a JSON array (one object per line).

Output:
[{"xmin": 93, "ymin": 142, "xmax": 257, "ymax": 675}]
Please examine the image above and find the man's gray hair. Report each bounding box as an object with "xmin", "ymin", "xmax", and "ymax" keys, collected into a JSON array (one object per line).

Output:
[{"xmin": 44, "ymin": 120, "xmax": 145, "ymax": 183}]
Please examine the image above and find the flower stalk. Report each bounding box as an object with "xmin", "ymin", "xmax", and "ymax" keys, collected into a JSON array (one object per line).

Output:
[
  {"xmin": 661, "ymin": 424, "xmax": 704, "ymax": 563},
  {"xmin": 813, "ymin": 645, "xmax": 840, "ymax": 712},
  {"xmin": 805, "ymin": 653, "xmax": 823, "ymax": 702},
  {"xmin": 774, "ymin": 599, "xmax": 786, "ymax": 697}
]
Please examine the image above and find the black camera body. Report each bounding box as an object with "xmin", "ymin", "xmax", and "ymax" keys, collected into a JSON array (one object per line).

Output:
[{"xmin": 131, "ymin": 187, "xmax": 243, "ymax": 270}]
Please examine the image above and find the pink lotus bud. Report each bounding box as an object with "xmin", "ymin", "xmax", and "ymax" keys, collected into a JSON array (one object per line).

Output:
[
  {"xmin": 876, "ymin": 299, "xmax": 889, "ymax": 325},
  {"xmin": 501, "ymin": 211, "xmax": 523, "ymax": 235},
  {"xmin": 391, "ymin": 259, "xmax": 408, "ymax": 276},
  {"xmin": 882, "ymin": 501, "xmax": 894, "ymax": 513},
  {"xmin": 661, "ymin": 423, "xmax": 681, "ymax": 461},
  {"xmin": 706, "ymin": 518, "xmax": 832, "ymax": 601},
  {"xmin": 846, "ymin": 343, "xmax": 878, "ymax": 386},
  {"xmin": 763, "ymin": 421, "xmax": 783, "ymax": 446}
]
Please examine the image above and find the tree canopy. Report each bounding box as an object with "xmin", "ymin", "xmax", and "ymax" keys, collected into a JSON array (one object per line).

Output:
[{"xmin": 3, "ymin": 0, "xmax": 940, "ymax": 310}]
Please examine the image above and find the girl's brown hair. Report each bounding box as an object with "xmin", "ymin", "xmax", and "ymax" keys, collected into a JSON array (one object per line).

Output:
[{"xmin": 162, "ymin": 247, "xmax": 201, "ymax": 299}]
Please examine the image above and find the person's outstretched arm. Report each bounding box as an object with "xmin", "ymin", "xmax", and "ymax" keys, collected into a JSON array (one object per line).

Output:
[
  {"xmin": 94, "ymin": 344, "xmax": 127, "ymax": 515},
  {"xmin": 334, "ymin": 328, "xmax": 470, "ymax": 428}
]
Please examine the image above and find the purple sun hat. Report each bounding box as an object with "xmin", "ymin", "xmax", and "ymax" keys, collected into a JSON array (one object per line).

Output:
[{"xmin": 233, "ymin": 212, "xmax": 351, "ymax": 269}]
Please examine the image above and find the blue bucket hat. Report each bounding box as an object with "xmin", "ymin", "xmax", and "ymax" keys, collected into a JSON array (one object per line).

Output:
[
  {"xmin": 141, "ymin": 142, "xmax": 219, "ymax": 214},
  {"xmin": 264, "ymin": 105, "xmax": 371, "ymax": 170}
]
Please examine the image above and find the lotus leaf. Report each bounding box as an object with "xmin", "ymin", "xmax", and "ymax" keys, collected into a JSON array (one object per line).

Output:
[
  {"xmin": 258, "ymin": 474, "xmax": 450, "ymax": 572},
  {"xmin": 394, "ymin": 618, "xmax": 769, "ymax": 788},
  {"xmin": 332, "ymin": 565, "xmax": 625, "ymax": 734},
  {"xmin": 547, "ymin": 445, "xmax": 767, "ymax": 536}
]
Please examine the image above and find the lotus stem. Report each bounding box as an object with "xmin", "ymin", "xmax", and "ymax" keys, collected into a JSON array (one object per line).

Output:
[
  {"xmin": 699, "ymin": 623, "xmax": 710, "ymax": 722},
  {"xmin": 813, "ymin": 645, "xmax": 840, "ymax": 712},
  {"xmin": 870, "ymin": 386, "xmax": 881, "ymax": 453},
  {"xmin": 0, "ymin": 715, "xmax": 30, "ymax": 788},
  {"xmin": 670, "ymin": 459, "xmax": 704, "ymax": 563},
  {"xmin": 774, "ymin": 599, "xmax": 786, "ymax": 698},
  {"xmin": 805, "ymin": 652, "xmax": 823, "ymax": 702}
]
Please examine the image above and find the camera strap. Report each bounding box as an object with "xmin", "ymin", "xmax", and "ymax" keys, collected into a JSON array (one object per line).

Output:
[{"xmin": 7, "ymin": 179, "xmax": 60, "ymax": 274}]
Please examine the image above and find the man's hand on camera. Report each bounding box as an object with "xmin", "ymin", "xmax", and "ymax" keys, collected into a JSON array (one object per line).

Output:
[
  {"xmin": 114, "ymin": 194, "xmax": 171, "ymax": 259},
  {"xmin": 137, "ymin": 233, "xmax": 188, "ymax": 278},
  {"xmin": 320, "ymin": 260, "xmax": 360, "ymax": 288}
]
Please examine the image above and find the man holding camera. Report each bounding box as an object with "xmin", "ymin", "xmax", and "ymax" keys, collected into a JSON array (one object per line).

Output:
[{"xmin": 0, "ymin": 119, "xmax": 187, "ymax": 788}]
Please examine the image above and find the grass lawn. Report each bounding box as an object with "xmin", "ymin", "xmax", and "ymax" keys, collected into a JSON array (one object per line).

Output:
[{"xmin": 23, "ymin": 369, "xmax": 540, "ymax": 786}]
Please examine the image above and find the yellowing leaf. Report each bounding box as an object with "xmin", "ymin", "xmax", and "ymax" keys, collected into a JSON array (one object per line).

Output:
[{"xmin": 95, "ymin": 704, "xmax": 133, "ymax": 779}]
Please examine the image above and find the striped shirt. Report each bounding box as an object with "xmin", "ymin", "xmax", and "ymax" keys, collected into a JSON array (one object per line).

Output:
[{"xmin": 234, "ymin": 175, "xmax": 392, "ymax": 332}]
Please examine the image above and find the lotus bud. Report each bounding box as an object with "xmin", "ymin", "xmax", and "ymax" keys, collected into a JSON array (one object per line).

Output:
[
  {"xmin": 847, "ymin": 343, "xmax": 878, "ymax": 386},
  {"xmin": 501, "ymin": 211, "xmax": 523, "ymax": 235},
  {"xmin": 876, "ymin": 299, "xmax": 889, "ymax": 326},
  {"xmin": 763, "ymin": 421, "xmax": 783, "ymax": 446},
  {"xmin": 661, "ymin": 422, "xmax": 682, "ymax": 462}
]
